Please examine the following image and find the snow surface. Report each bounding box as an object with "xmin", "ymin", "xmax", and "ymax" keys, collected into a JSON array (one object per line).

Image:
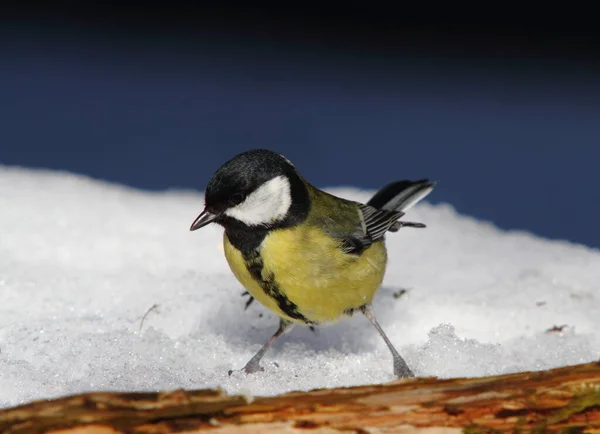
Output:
[{"xmin": 1, "ymin": 166, "xmax": 599, "ymax": 409}]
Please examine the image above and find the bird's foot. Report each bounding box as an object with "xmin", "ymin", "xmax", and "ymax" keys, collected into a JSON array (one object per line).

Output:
[
  {"xmin": 241, "ymin": 291, "xmax": 255, "ymax": 310},
  {"xmin": 393, "ymin": 359, "xmax": 415, "ymax": 378},
  {"xmin": 228, "ymin": 363, "xmax": 264, "ymax": 376},
  {"xmin": 243, "ymin": 362, "xmax": 264, "ymax": 374}
]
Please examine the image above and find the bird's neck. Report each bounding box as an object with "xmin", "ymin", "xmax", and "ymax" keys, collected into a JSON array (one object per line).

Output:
[
  {"xmin": 222, "ymin": 172, "xmax": 311, "ymax": 254},
  {"xmin": 222, "ymin": 220, "xmax": 270, "ymax": 253}
]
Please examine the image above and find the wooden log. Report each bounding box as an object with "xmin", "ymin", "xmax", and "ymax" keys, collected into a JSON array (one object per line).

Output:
[{"xmin": 1, "ymin": 361, "xmax": 600, "ymax": 433}]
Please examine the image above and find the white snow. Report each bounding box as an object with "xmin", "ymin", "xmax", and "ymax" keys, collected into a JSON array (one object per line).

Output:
[{"xmin": 1, "ymin": 165, "xmax": 599, "ymax": 408}]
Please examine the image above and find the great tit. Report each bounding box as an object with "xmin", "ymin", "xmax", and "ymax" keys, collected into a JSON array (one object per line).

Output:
[{"xmin": 190, "ymin": 149, "xmax": 434, "ymax": 378}]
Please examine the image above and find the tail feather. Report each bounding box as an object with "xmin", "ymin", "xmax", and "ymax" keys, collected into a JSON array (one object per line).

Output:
[{"xmin": 367, "ymin": 179, "xmax": 435, "ymax": 212}]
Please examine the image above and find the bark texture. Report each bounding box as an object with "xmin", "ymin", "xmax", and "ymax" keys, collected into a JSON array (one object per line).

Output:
[{"xmin": 1, "ymin": 361, "xmax": 599, "ymax": 433}]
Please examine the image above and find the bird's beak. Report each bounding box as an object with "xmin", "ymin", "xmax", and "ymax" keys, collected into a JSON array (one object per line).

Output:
[{"xmin": 190, "ymin": 208, "xmax": 219, "ymax": 231}]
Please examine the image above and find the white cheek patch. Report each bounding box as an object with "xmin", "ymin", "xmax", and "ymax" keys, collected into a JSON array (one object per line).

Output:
[{"xmin": 224, "ymin": 175, "xmax": 292, "ymax": 226}]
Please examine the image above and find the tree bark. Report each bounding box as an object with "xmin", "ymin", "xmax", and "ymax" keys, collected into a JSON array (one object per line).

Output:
[{"xmin": 1, "ymin": 361, "xmax": 600, "ymax": 433}]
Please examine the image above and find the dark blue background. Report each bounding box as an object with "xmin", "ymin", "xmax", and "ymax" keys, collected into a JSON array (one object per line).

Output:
[{"xmin": 2, "ymin": 31, "xmax": 599, "ymax": 248}]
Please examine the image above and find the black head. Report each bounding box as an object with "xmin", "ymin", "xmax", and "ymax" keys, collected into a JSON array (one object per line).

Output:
[{"xmin": 190, "ymin": 149, "xmax": 309, "ymax": 231}]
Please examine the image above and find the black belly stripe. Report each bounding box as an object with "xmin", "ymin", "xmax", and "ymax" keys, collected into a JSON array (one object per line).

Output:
[
  {"xmin": 343, "ymin": 304, "xmax": 367, "ymax": 316},
  {"xmin": 243, "ymin": 250, "xmax": 315, "ymax": 325}
]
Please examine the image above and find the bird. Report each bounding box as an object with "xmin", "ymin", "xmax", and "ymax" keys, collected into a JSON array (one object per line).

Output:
[{"xmin": 190, "ymin": 149, "xmax": 434, "ymax": 378}]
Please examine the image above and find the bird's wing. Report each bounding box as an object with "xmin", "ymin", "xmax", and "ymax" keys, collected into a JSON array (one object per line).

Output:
[
  {"xmin": 359, "ymin": 204, "xmax": 404, "ymax": 241},
  {"xmin": 366, "ymin": 179, "xmax": 434, "ymax": 233},
  {"xmin": 339, "ymin": 205, "xmax": 403, "ymax": 254},
  {"xmin": 367, "ymin": 179, "xmax": 435, "ymax": 212}
]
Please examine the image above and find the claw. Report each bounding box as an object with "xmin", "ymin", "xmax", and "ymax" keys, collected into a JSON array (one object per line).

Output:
[
  {"xmin": 243, "ymin": 364, "xmax": 264, "ymax": 374},
  {"xmin": 241, "ymin": 291, "xmax": 255, "ymax": 310}
]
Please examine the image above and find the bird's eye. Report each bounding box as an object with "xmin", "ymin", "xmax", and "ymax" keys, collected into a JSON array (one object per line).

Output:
[{"xmin": 230, "ymin": 192, "xmax": 245, "ymax": 205}]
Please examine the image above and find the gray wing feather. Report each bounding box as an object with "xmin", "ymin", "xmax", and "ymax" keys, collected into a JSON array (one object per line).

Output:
[
  {"xmin": 359, "ymin": 204, "xmax": 404, "ymax": 241},
  {"xmin": 339, "ymin": 205, "xmax": 403, "ymax": 254},
  {"xmin": 367, "ymin": 179, "xmax": 435, "ymax": 212}
]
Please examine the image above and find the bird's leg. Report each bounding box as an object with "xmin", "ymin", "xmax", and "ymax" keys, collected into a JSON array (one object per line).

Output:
[
  {"xmin": 242, "ymin": 319, "xmax": 294, "ymax": 374},
  {"xmin": 360, "ymin": 304, "xmax": 414, "ymax": 378}
]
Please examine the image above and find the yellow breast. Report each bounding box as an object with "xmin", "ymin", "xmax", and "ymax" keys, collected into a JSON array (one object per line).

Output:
[{"xmin": 223, "ymin": 226, "xmax": 387, "ymax": 324}]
